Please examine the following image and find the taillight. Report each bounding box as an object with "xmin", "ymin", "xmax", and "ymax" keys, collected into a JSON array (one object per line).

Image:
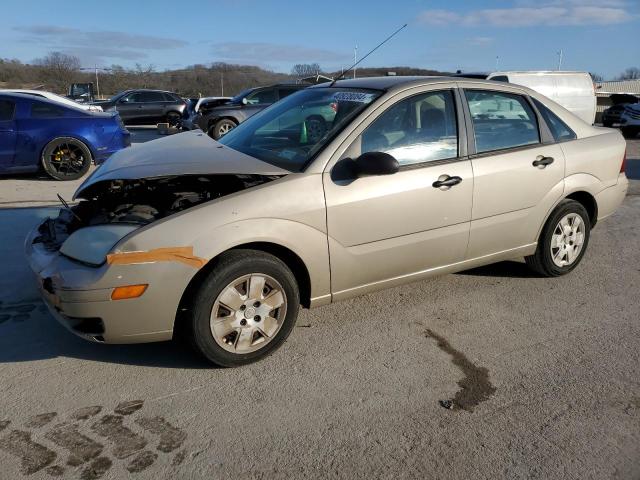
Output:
[{"xmin": 621, "ymin": 149, "xmax": 627, "ymax": 173}]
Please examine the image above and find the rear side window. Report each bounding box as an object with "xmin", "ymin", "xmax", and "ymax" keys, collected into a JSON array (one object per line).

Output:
[
  {"xmin": 31, "ymin": 102, "xmax": 66, "ymax": 118},
  {"xmin": 163, "ymin": 93, "xmax": 181, "ymax": 102},
  {"xmin": 0, "ymin": 100, "xmax": 15, "ymax": 121},
  {"xmin": 360, "ymin": 90, "xmax": 458, "ymax": 166},
  {"xmin": 465, "ymin": 90, "xmax": 539, "ymax": 153},
  {"xmin": 532, "ymin": 98, "xmax": 576, "ymax": 142},
  {"xmin": 490, "ymin": 76, "xmax": 509, "ymax": 82}
]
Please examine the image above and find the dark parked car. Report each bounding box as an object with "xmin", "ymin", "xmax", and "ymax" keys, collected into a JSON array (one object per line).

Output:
[
  {"xmin": 92, "ymin": 89, "xmax": 186, "ymax": 126},
  {"xmin": 0, "ymin": 93, "xmax": 130, "ymax": 180},
  {"xmin": 602, "ymin": 94, "xmax": 639, "ymax": 128},
  {"xmin": 181, "ymin": 96, "xmax": 231, "ymax": 130},
  {"xmin": 194, "ymin": 84, "xmax": 306, "ymax": 139}
]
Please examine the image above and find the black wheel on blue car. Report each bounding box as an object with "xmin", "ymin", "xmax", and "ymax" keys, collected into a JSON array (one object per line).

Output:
[{"xmin": 41, "ymin": 137, "xmax": 92, "ymax": 181}]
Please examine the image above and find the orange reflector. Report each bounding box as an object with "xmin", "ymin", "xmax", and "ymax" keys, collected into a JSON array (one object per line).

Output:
[{"xmin": 111, "ymin": 284, "xmax": 148, "ymax": 301}]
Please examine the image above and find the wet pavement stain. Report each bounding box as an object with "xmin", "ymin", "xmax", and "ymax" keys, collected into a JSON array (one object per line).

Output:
[
  {"xmin": 25, "ymin": 413, "xmax": 57, "ymax": 429},
  {"xmin": 114, "ymin": 400, "xmax": 144, "ymax": 416},
  {"xmin": 425, "ymin": 328, "xmax": 496, "ymax": 412},
  {"xmin": 135, "ymin": 416, "xmax": 187, "ymax": 453},
  {"xmin": 91, "ymin": 415, "xmax": 147, "ymax": 459},
  {"xmin": 0, "ymin": 400, "xmax": 189, "ymax": 477},
  {"xmin": 171, "ymin": 449, "xmax": 186, "ymax": 466},
  {"xmin": 45, "ymin": 465, "xmax": 65, "ymax": 476},
  {"xmin": 127, "ymin": 450, "xmax": 158, "ymax": 473},
  {"xmin": 70, "ymin": 406, "xmax": 102, "ymax": 421},
  {"xmin": 45, "ymin": 423, "xmax": 103, "ymax": 465},
  {"xmin": 79, "ymin": 456, "xmax": 112, "ymax": 480},
  {"xmin": 0, "ymin": 430, "xmax": 57, "ymax": 474}
]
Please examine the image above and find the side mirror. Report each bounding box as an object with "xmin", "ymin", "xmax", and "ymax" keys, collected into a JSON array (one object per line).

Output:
[
  {"xmin": 119, "ymin": 97, "xmax": 129, "ymax": 104},
  {"xmin": 241, "ymin": 97, "xmax": 248, "ymax": 105},
  {"xmin": 331, "ymin": 151, "xmax": 399, "ymax": 182},
  {"xmin": 353, "ymin": 151, "xmax": 399, "ymax": 176}
]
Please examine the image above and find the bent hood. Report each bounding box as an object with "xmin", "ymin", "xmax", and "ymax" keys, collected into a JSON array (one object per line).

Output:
[{"xmin": 74, "ymin": 130, "xmax": 290, "ymax": 199}]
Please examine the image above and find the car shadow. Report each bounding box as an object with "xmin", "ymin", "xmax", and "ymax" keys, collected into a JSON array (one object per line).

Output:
[
  {"xmin": 457, "ymin": 260, "xmax": 540, "ymax": 278},
  {"xmin": 0, "ymin": 205, "xmax": 212, "ymax": 369}
]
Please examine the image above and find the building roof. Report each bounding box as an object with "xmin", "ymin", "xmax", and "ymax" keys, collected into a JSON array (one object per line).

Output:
[{"xmin": 596, "ymin": 80, "xmax": 640, "ymax": 96}]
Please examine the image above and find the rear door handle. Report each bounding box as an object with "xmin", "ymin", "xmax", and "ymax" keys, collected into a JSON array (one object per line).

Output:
[
  {"xmin": 532, "ymin": 156, "xmax": 554, "ymax": 168},
  {"xmin": 432, "ymin": 175, "xmax": 462, "ymax": 189}
]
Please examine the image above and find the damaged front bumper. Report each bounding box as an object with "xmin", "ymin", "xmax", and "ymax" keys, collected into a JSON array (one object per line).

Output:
[{"xmin": 25, "ymin": 222, "xmax": 195, "ymax": 344}]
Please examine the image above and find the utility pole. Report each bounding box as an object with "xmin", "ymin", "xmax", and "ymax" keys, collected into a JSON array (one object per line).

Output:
[
  {"xmin": 221, "ymin": 72, "xmax": 224, "ymax": 96},
  {"xmin": 495, "ymin": 56, "xmax": 499, "ymax": 71},
  {"xmin": 557, "ymin": 49, "xmax": 563, "ymax": 70},
  {"xmin": 353, "ymin": 45, "xmax": 358, "ymax": 79},
  {"xmin": 94, "ymin": 64, "xmax": 100, "ymax": 99}
]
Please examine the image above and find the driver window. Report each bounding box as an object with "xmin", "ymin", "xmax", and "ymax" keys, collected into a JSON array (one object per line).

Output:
[
  {"xmin": 247, "ymin": 89, "xmax": 277, "ymax": 105},
  {"xmin": 359, "ymin": 90, "xmax": 458, "ymax": 167}
]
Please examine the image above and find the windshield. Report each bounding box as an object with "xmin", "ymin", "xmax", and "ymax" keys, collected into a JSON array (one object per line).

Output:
[
  {"xmin": 230, "ymin": 89, "xmax": 254, "ymax": 104},
  {"xmin": 219, "ymin": 87, "xmax": 382, "ymax": 171}
]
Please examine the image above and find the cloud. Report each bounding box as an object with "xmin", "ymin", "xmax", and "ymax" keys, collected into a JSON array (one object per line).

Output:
[
  {"xmin": 13, "ymin": 25, "xmax": 188, "ymax": 63},
  {"xmin": 417, "ymin": 2, "xmax": 633, "ymax": 27},
  {"xmin": 211, "ymin": 42, "xmax": 350, "ymax": 63},
  {"xmin": 468, "ymin": 37, "xmax": 494, "ymax": 46}
]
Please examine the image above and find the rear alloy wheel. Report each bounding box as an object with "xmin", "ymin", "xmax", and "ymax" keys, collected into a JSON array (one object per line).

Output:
[
  {"xmin": 525, "ymin": 199, "xmax": 591, "ymax": 277},
  {"xmin": 166, "ymin": 111, "xmax": 182, "ymax": 127},
  {"xmin": 187, "ymin": 250, "xmax": 299, "ymax": 367},
  {"xmin": 41, "ymin": 137, "xmax": 92, "ymax": 181},
  {"xmin": 208, "ymin": 119, "xmax": 237, "ymax": 140}
]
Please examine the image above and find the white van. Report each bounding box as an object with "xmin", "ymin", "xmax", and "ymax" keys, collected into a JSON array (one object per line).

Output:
[{"xmin": 487, "ymin": 71, "xmax": 596, "ymax": 125}]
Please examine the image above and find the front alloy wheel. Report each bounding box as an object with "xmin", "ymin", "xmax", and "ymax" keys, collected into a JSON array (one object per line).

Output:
[
  {"xmin": 211, "ymin": 274, "xmax": 287, "ymax": 354},
  {"xmin": 186, "ymin": 250, "xmax": 299, "ymax": 367}
]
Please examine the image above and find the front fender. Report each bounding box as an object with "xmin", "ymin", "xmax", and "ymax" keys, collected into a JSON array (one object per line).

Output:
[{"xmin": 191, "ymin": 218, "xmax": 331, "ymax": 304}]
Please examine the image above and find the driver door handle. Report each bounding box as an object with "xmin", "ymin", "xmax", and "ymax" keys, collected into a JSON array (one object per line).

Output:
[
  {"xmin": 432, "ymin": 175, "xmax": 462, "ymax": 189},
  {"xmin": 532, "ymin": 156, "xmax": 554, "ymax": 168}
]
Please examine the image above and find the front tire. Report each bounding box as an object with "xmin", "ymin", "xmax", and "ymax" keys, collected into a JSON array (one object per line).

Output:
[
  {"xmin": 526, "ymin": 199, "xmax": 591, "ymax": 277},
  {"xmin": 187, "ymin": 250, "xmax": 300, "ymax": 367},
  {"xmin": 41, "ymin": 137, "xmax": 92, "ymax": 181},
  {"xmin": 208, "ymin": 118, "xmax": 237, "ymax": 140}
]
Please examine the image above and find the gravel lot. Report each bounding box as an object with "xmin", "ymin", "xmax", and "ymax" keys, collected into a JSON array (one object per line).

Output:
[{"xmin": 0, "ymin": 137, "xmax": 638, "ymax": 479}]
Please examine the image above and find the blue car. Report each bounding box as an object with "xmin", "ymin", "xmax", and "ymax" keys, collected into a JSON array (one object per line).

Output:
[{"xmin": 0, "ymin": 93, "xmax": 130, "ymax": 180}]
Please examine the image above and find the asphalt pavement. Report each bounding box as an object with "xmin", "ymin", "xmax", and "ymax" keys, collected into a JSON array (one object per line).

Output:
[{"xmin": 0, "ymin": 137, "xmax": 638, "ymax": 479}]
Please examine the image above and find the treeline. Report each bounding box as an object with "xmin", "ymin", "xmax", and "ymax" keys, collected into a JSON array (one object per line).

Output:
[
  {"xmin": 0, "ymin": 57, "xmax": 291, "ymax": 98},
  {"xmin": 0, "ymin": 52, "xmax": 451, "ymax": 99},
  {"xmin": 3, "ymin": 52, "xmax": 637, "ymax": 100}
]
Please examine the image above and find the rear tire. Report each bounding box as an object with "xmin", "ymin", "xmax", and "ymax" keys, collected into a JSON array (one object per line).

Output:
[
  {"xmin": 166, "ymin": 111, "xmax": 182, "ymax": 127},
  {"xmin": 208, "ymin": 118, "xmax": 237, "ymax": 140},
  {"xmin": 621, "ymin": 127, "xmax": 638, "ymax": 139},
  {"xmin": 525, "ymin": 199, "xmax": 591, "ymax": 277},
  {"xmin": 41, "ymin": 137, "xmax": 92, "ymax": 181},
  {"xmin": 186, "ymin": 250, "xmax": 300, "ymax": 367}
]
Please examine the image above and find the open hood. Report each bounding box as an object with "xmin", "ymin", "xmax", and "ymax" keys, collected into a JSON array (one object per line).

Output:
[{"xmin": 74, "ymin": 130, "xmax": 290, "ymax": 199}]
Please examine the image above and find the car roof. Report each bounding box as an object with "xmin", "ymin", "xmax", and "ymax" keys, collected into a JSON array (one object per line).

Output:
[
  {"xmin": 0, "ymin": 91, "xmax": 89, "ymax": 110},
  {"xmin": 310, "ymin": 76, "xmax": 501, "ymax": 92}
]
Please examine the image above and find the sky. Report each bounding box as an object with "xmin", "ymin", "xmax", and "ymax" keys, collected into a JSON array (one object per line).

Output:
[{"xmin": 0, "ymin": 0, "xmax": 638, "ymax": 79}]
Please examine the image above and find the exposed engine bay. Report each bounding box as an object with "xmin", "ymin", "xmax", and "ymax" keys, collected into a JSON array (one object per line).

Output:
[{"xmin": 35, "ymin": 174, "xmax": 282, "ymax": 250}]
